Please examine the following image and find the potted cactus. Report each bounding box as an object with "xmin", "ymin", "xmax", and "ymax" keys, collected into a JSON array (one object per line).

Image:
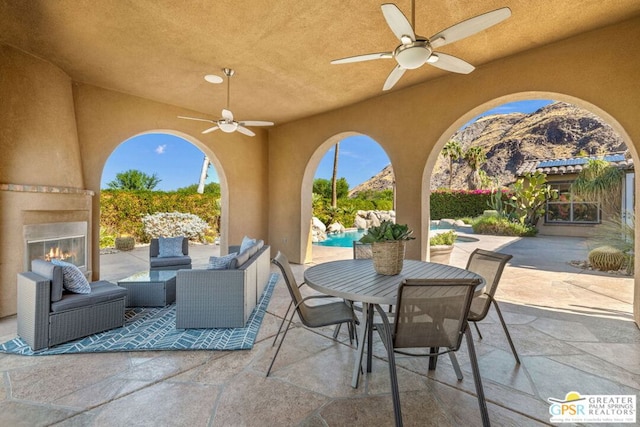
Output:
[{"xmin": 359, "ymin": 220, "xmax": 414, "ymax": 275}]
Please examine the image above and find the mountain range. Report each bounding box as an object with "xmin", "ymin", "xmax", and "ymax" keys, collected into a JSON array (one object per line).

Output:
[{"xmin": 348, "ymin": 101, "xmax": 626, "ymax": 196}]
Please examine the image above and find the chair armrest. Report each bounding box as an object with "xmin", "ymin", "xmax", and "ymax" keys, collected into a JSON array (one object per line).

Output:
[{"xmin": 17, "ymin": 271, "xmax": 51, "ymax": 350}]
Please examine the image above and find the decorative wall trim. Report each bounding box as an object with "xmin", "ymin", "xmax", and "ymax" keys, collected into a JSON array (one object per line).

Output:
[{"xmin": 0, "ymin": 183, "xmax": 94, "ymax": 196}]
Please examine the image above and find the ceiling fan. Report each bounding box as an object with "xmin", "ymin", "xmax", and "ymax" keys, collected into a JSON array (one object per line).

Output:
[
  {"xmin": 331, "ymin": 2, "xmax": 511, "ymax": 91},
  {"xmin": 178, "ymin": 68, "xmax": 274, "ymax": 137}
]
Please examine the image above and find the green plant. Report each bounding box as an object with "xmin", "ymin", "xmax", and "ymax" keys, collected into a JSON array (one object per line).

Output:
[
  {"xmin": 99, "ymin": 226, "xmax": 116, "ymax": 249},
  {"xmin": 106, "ymin": 169, "xmax": 161, "ymax": 190},
  {"xmin": 429, "ymin": 230, "xmax": 456, "ymax": 246},
  {"xmin": 505, "ymin": 171, "xmax": 557, "ymax": 227},
  {"xmin": 471, "ymin": 215, "xmax": 537, "ymax": 237},
  {"xmin": 359, "ymin": 220, "xmax": 415, "ymax": 243}
]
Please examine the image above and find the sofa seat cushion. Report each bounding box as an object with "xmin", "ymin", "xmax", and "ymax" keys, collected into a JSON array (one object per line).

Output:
[
  {"xmin": 150, "ymin": 256, "xmax": 192, "ymax": 268},
  {"xmin": 51, "ymin": 281, "xmax": 128, "ymax": 313}
]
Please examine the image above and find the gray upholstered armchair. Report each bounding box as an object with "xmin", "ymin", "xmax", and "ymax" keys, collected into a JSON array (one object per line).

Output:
[{"xmin": 149, "ymin": 237, "xmax": 192, "ymax": 270}]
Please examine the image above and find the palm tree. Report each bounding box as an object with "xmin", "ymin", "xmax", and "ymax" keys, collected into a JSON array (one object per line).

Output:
[
  {"xmin": 463, "ymin": 146, "xmax": 487, "ymax": 190},
  {"xmin": 571, "ymin": 158, "xmax": 624, "ymax": 221},
  {"xmin": 331, "ymin": 142, "xmax": 339, "ymax": 208},
  {"xmin": 441, "ymin": 140, "xmax": 463, "ymax": 189}
]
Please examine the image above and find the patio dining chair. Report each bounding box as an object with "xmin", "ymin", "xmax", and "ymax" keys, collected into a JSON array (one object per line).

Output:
[
  {"xmin": 466, "ymin": 248, "xmax": 520, "ymax": 364},
  {"xmin": 374, "ymin": 278, "xmax": 489, "ymax": 427},
  {"xmin": 267, "ymin": 251, "xmax": 358, "ymax": 376}
]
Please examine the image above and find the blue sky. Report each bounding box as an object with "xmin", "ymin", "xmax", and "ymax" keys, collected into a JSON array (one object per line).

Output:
[{"xmin": 101, "ymin": 99, "xmax": 552, "ymax": 191}]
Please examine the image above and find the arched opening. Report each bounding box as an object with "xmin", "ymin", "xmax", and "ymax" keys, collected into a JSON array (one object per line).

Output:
[
  {"xmin": 422, "ymin": 92, "xmax": 638, "ymax": 320},
  {"xmin": 98, "ymin": 130, "xmax": 229, "ymax": 262},
  {"xmin": 302, "ymin": 133, "xmax": 392, "ymax": 263}
]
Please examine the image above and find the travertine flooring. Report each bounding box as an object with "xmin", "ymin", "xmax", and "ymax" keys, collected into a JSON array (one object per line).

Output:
[{"xmin": 1, "ymin": 235, "xmax": 637, "ymax": 426}]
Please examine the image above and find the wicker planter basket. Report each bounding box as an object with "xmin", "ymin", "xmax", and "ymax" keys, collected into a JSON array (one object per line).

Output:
[
  {"xmin": 372, "ymin": 241, "xmax": 406, "ymax": 275},
  {"xmin": 115, "ymin": 236, "xmax": 135, "ymax": 251}
]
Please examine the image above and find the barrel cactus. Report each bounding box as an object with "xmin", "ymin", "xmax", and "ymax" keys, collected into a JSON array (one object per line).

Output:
[{"xmin": 588, "ymin": 246, "xmax": 625, "ymax": 271}]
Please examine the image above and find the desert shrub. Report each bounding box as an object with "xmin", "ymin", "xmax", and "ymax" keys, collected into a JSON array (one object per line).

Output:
[
  {"xmin": 142, "ymin": 212, "xmax": 209, "ymax": 242},
  {"xmin": 100, "ymin": 227, "xmax": 117, "ymax": 249},
  {"xmin": 429, "ymin": 230, "xmax": 457, "ymax": 246},
  {"xmin": 472, "ymin": 215, "xmax": 537, "ymax": 237}
]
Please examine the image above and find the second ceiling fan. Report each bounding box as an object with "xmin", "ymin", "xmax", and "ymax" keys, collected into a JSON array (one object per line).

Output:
[
  {"xmin": 179, "ymin": 68, "xmax": 273, "ymax": 137},
  {"xmin": 331, "ymin": 2, "xmax": 511, "ymax": 91}
]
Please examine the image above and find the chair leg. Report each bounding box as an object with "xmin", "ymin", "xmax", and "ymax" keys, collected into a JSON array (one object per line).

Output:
[
  {"xmin": 448, "ymin": 351, "xmax": 463, "ymax": 381},
  {"xmin": 379, "ymin": 324, "xmax": 403, "ymax": 426},
  {"xmin": 492, "ymin": 300, "xmax": 521, "ymax": 364},
  {"xmin": 473, "ymin": 321, "xmax": 483, "ymax": 339},
  {"xmin": 465, "ymin": 325, "xmax": 491, "ymax": 427},
  {"xmin": 273, "ymin": 300, "xmax": 293, "ymax": 346},
  {"xmin": 266, "ymin": 310, "xmax": 296, "ymax": 377}
]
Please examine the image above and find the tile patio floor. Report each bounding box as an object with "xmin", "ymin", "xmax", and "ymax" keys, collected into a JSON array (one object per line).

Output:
[{"xmin": 1, "ymin": 234, "xmax": 638, "ymax": 426}]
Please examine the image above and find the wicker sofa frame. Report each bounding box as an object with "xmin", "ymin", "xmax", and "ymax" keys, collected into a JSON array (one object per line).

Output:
[
  {"xmin": 175, "ymin": 244, "xmax": 271, "ymax": 328},
  {"xmin": 17, "ymin": 260, "xmax": 127, "ymax": 351}
]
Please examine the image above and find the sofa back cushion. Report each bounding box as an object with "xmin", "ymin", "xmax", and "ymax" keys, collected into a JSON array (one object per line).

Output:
[
  {"xmin": 51, "ymin": 259, "xmax": 92, "ymax": 294},
  {"xmin": 158, "ymin": 237, "xmax": 185, "ymax": 257},
  {"xmin": 31, "ymin": 259, "xmax": 64, "ymax": 302}
]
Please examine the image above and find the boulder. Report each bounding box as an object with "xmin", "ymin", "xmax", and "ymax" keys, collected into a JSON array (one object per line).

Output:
[
  {"xmin": 312, "ymin": 217, "xmax": 326, "ymax": 232},
  {"xmin": 354, "ymin": 216, "xmax": 368, "ymax": 230},
  {"xmin": 327, "ymin": 222, "xmax": 345, "ymax": 234}
]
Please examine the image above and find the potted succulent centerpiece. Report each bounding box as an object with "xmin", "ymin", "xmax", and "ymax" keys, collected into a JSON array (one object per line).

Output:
[
  {"xmin": 429, "ymin": 230, "xmax": 457, "ymax": 264},
  {"xmin": 359, "ymin": 220, "xmax": 415, "ymax": 275}
]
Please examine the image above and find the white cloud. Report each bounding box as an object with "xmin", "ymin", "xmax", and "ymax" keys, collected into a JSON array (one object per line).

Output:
[{"xmin": 155, "ymin": 144, "xmax": 167, "ymax": 154}]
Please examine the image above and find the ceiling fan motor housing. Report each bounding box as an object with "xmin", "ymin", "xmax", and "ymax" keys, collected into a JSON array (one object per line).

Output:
[{"xmin": 394, "ymin": 40, "xmax": 432, "ymax": 69}]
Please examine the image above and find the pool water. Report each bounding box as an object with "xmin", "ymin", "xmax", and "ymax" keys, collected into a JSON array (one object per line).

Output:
[
  {"xmin": 314, "ymin": 230, "xmax": 366, "ymax": 247},
  {"xmin": 314, "ymin": 227, "xmax": 478, "ymax": 248}
]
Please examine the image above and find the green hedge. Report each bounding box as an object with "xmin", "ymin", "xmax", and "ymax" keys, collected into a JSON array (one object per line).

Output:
[
  {"xmin": 100, "ymin": 190, "xmax": 220, "ymax": 244},
  {"xmin": 430, "ymin": 189, "xmax": 510, "ymax": 219}
]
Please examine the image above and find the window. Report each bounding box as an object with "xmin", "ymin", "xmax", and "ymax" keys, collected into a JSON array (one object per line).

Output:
[{"xmin": 545, "ymin": 182, "xmax": 599, "ymax": 224}]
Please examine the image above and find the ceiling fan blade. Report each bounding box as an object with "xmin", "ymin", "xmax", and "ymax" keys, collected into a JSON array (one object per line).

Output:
[
  {"xmin": 202, "ymin": 126, "xmax": 219, "ymax": 134},
  {"xmin": 236, "ymin": 126, "xmax": 256, "ymax": 137},
  {"xmin": 331, "ymin": 52, "xmax": 393, "ymax": 64},
  {"xmin": 221, "ymin": 109, "xmax": 234, "ymax": 120},
  {"xmin": 178, "ymin": 116, "xmax": 214, "ymax": 123},
  {"xmin": 381, "ymin": 3, "xmax": 415, "ymax": 42},
  {"xmin": 383, "ymin": 64, "xmax": 406, "ymax": 91},
  {"xmin": 241, "ymin": 120, "xmax": 274, "ymax": 127},
  {"xmin": 428, "ymin": 52, "xmax": 475, "ymax": 74},
  {"xmin": 429, "ymin": 7, "xmax": 511, "ymax": 49}
]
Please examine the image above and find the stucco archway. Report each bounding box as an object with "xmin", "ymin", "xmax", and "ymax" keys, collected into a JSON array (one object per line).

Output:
[
  {"xmin": 300, "ymin": 132, "xmax": 392, "ymax": 263},
  {"xmin": 421, "ymin": 91, "xmax": 638, "ymax": 321},
  {"xmin": 97, "ymin": 129, "xmax": 230, "ymax": 269}
]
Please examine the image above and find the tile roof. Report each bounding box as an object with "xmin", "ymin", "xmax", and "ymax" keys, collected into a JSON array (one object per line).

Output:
[{"xmin": 516, "ymin": 152, "xmax": 634, "ymax": 176}]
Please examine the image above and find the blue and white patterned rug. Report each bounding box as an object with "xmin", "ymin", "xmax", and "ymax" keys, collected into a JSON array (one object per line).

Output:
[{"xmin": 0, "ymin": 273, "xmax": 278, "ymax": 355}]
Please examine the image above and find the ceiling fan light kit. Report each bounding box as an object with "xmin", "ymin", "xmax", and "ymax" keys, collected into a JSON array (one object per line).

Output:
[
  {"xmin": 331, "ymin": 1, "xmax": 511, "ymax": 90},
  {"xmin": 178, "ymin": 68, "xmax": 274, "ymax": 136}
]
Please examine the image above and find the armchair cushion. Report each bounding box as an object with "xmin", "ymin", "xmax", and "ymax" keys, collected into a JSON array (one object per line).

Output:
[
  {"xmin": 51, "ymin": 259, "xmax": 91, "ymax": 294},
  {"xmin": 31, "ymin": 259, "xmax": 64, "ymax": 302},
  {"xmin": 158, "ymin": 236, "xmax": 185, "ymax": 257},
  {"xmin": 208, "ymin": 252, "xmax": 238, "ymax": 270},
  {"xmin": 50, "ymin": 281, "xmax": 128, "ymax": 312}
]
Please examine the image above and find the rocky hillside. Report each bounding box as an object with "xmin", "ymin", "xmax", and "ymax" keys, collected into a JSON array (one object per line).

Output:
[{"xmin": 348, "ymin": 101, "xmax": 626, "ymax": 195}]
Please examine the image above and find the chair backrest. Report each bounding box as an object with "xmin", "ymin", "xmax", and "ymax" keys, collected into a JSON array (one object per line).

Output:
[
  {"xmin": 465, "ymin": 248, "xmax": 513, "ymax": 320},
  {"xmin": 149, "ymin": 237, "xmax": 189, "ymax": 257},
  {"xmin": 392, "ymin": 278, "xmax": 480, "ymax": 351},
  {"xmin": 272, "ymin": 251, "xmax": 309, "ymax": 319},
  {"xmin": 353, "ymin": 241, "xmax": 373, "ymax": 259}
]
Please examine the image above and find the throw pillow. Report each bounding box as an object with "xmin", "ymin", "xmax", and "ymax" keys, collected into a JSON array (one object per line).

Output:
[
  {"xmin": 239, "ymin": 236, "xmax": 256, "ymax": 254},
  {"xmin": 158, "ymin": 237, "xmax": 184, "ymax": 258},
  {"xmin": 50, "ymin": 259, "xmax": 91, "ymax": 294},
  {"xmin": 207, "ymin": 252, "xmax": 238, "ymax": 270}
]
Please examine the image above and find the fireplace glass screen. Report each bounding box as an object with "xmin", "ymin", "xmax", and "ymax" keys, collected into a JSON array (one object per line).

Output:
[{"xmin": 27, "ymin": 235, "xmax": 86, "ymax": 270}]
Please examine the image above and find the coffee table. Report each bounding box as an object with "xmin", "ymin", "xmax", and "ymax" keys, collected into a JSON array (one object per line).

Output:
[{"xmin": 118, "ymin": 270, "xmax": 177, "ymax": 307}]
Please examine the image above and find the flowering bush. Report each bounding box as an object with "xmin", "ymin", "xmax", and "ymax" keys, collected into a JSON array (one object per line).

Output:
[{"xmin": 142, "ymin": 212, "xmax": 209, "ymax": 242}]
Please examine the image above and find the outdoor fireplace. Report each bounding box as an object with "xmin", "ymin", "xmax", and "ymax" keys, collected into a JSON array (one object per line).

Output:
[{"xmin": 24, "ymin": 222, "xmax": 88, "ymax": 271}]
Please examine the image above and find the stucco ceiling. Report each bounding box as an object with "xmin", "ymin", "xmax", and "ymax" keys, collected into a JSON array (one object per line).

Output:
[{"xmin": 1, "ymin": 1, "xmax": 639, "ymax": 126}]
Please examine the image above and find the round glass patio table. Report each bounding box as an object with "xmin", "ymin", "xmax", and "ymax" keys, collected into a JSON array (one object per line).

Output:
[{"xmin": 304, "ymin": 259, "xmax": 484, "ymax": 388}]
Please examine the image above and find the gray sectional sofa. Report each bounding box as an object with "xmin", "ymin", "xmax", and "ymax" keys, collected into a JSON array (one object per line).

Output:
[
  {"xmin": 175, "ymin": 242, "xmax": 271, "ymax": 328},
  {"xmin": 17, "ymin": 260, "xmax": 128, "ymax": 350}
]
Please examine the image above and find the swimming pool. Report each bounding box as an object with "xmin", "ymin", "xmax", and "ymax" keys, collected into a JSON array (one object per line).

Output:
[
  {"xmin": 314, "ymin": 230, "xmax": 366, "ymax": 247},
  {"xmin": 314, "ymin": 228, "xmax": 478, "ymax": 247}
]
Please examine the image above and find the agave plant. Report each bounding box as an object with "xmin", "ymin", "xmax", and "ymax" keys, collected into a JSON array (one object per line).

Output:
[{"xmin": 359, "ymin": 220, "xmax": 415, "ymax": 243}]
